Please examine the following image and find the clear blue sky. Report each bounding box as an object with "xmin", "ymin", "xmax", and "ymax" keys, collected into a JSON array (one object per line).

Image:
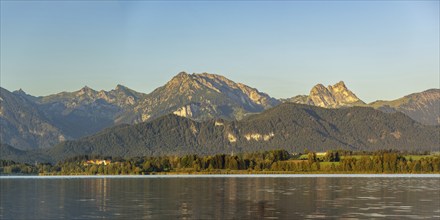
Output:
[{"xmin": 1, "ymin": 1, "xmax": 438, "ymax": 102}]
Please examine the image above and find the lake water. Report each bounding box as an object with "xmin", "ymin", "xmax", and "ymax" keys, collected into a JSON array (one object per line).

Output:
[{"xmin": 1, "ymin": 175, "xmax": 439, "ymax": 219}]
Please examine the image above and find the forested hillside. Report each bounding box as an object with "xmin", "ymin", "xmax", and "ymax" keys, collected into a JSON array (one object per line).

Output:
[{"xmin": 8, "ymin": 103, "xmax": 433, "ymax": 163}]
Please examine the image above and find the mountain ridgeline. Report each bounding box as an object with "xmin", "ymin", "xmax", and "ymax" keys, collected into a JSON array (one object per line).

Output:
[
  {"xmin": 0, "ymin": 72, "xmax": 438, "ymax": 157},
  {"xmin": 0, "ymin": 72, "xmax": 279, "ymax": 150},
  {"xmin": 0, "ymin": 88, "xmax": 66, "ymax": 149},
  {"xmin": 3, "ymin": 103, "xmax": 437, "ymax": 163},
  {"xmin": 369, "ymin": 89, "xmax": 440, "ymax": 126},
  {"xmin": 118, "ymin": 72, "xmax": 280, "ymax": 124}
]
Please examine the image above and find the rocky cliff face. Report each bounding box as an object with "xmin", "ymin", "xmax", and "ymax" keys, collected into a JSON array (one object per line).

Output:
[
  {"xmin": 289, "ymin": 81, "xmax": 365, "ymax": 108},
  {"xmin": 369, "ymin": 89, "xmax": 440, "ymax": 125},
  {"xmin": 121, "ymin": 72, "xmax": 280, "ymax": 123}
]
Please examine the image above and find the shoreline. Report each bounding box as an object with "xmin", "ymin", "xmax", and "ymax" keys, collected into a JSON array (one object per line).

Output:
[{"xmin": 1, "ymin": 173, "xmax": 440, "ymax": 179}]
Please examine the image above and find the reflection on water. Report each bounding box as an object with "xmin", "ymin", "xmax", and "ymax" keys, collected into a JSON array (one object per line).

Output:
[{"xmin": 1, "ymin": 177, "xmax": 439, "ymax": 219}]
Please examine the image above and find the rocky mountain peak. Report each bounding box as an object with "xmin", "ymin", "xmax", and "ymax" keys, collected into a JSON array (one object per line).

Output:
[
  {"xmin": 166, "ymin": 72, "xmax": 243, "ymax": 94},
  {"xmin": 289, "ymin": 81, "xmax": 365, "ymax": 108},
  {"xmin": 310, "ymin": 84, "xmax": 329, "ymax": 94},
  {"xmin": 115, "ymin": 84, "xmax": 128, "ymax": 91},
  {"xmin": 12, "ymin": 88, "xmax": 39, "ymax": 102},
  {"xmin": 309, "ymin": 81, "xmax": 363, "ymax": 108},
  {"xmin": 164, "ymin": 72, "xmax": 203, "ymax": 94},
  {"xmin": 125, "ymin": 71, "xmax": 280, "ymax": 123},
  {"xmin": 113, "ymin": 84, "xmax": 144, "ymax": 97},
  {"xmin": 327, "ymin": 81, "xmax": 361, "ymax": 104},
  {"xmin": 172, "ymin": 71, "xmax": 191, "ymax": 81},
  {"xmin": 13, "ymin": 88, "xmax": 27, "ymax": 95},
  {"xmin": 329, "ymin": 81, "xmax": 347, "ymax": 91},
  {"xmin": 80, "ymin": 85, "xmax": 92, "ymax": 91},
  {"xmin": 168, "ymin": 71, "xmax": 193, "ymax": 83},
  {"xmin": 77, "ymin": 86, "xmax": 96, "ymax": 96}
]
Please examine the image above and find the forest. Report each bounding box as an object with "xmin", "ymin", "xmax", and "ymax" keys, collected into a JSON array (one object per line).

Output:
[{"xmin": 1, "ymin": 149, "xmax": 439, "ymax": 175}]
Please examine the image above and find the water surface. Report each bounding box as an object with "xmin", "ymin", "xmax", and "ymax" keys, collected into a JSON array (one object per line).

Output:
[{"xmin": 1, "ymin": 175, "xmax": 439, "ymax": 219}]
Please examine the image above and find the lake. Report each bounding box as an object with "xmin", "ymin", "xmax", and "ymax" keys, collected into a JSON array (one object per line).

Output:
[{"xmin": 1, "ymin": 175, "xmax": 439, "ymax": 219}]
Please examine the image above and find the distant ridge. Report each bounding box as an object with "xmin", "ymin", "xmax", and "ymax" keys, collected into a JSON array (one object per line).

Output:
[
  {"xmin": 0, "ymin": 87, "xmax": 66, "ymax": 150},
  {"xmin": 369, "ymin": 89, "xmax": 440, "ymax": 126}
]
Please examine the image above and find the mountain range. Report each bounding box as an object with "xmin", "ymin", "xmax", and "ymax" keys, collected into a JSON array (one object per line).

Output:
[
  {"xmin": 0, "ymin": 71, "xmax": 438, "ymax": 161},
  {"xmin": 1, "ymin": 72, "xmax": 281, "ymax": 150},
  {"xmin": 2, "ymin": 103, "xmax": 438, "ymax": 163}
]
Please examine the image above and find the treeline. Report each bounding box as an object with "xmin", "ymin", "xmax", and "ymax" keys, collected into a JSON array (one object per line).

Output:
[
  {"xmin": 286, "ymin": 151, "xmax": 440, "ymax": 173},
  {"xmin": 1, "ymin": 150, "xmax": 439, "ymax": 175},
  {"xmin": 0, "ymin": 160, "xmax": 39, "ymax": 174}
]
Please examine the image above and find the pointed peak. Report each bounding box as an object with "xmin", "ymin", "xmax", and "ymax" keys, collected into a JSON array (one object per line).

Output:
[
  {"xmin": 310, "ymin": 84, "xmax": 331, "ymax": 97},
  {"xmin": 175, "ymin": 71, "xmax": 189, "ymax": 78},
  {"xmin": 115, "ymin": 84, "xmax": 128, "ymax": 91},
  {"xmin": 311, "ymin": 83, "xmax": 326, "ymax": 90},
  {"xmin": 331, "ymin": 81, "xmax": 347, "ymax": 89},
  {"xmin": 77, "ymin": 86, "xmax": 96, "ymax": 95},
  {"xmin": 14, "ymin": 88, "xmax": 27, "ymax": 95},
  {"xmin": 168, "ymin": 71, "xmax": 192, "ymax": 83},
  {"xmin": 81, "ymin": 85, "xmax": 92, "ymax": 90},
  {"xmin": 168, "ymin": 71, "xmax": 193, "ymax": 84},
  {"xmin": 328, "ymin": 81, "xmax": 352, "ymax": 94}
]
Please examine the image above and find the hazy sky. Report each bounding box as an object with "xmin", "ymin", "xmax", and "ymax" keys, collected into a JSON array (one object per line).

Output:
[{"xmin": 1, "ymin": 1, "xmax": 439, "ymax": 102}]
